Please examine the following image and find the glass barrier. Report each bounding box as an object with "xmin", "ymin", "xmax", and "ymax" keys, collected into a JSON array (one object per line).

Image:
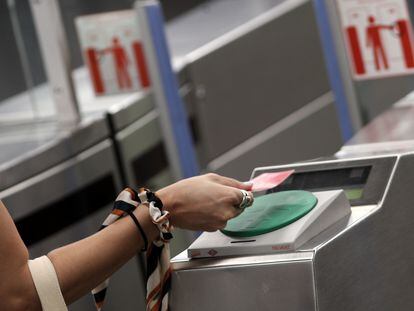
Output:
[
  {"xmin": 0, "ymin": 0, "xmax": 49, "ymax": 123},
  {"xmin": 0, "ymin": 0, "xmax": 207, "ymax": 125}
]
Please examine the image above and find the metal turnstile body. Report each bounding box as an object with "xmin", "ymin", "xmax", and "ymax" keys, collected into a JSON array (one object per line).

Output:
[
  {"xmin": 0, "ymin": 120, "xmax": 147, "ymax": 311},
  {"xmin": 337, "ymin": 91, "xmax": 414, "ymax": 158},
  {"xmin": 170, "ymin": 153, "xmax": 414, "ymax": 310},
  {"xmin": 168, "ymin": 0, "xmax": 343, "ymax": 180}
]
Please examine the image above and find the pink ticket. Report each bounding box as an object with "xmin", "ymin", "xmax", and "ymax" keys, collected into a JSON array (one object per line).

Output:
[{"xmin": 249, "ymin": 170, "xmax": 295, "ymax": 192}]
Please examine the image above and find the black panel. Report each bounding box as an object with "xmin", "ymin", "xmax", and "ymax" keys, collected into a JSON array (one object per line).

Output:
[
  {"xmin": 269, "ymin": 166, "xmax": 371, "ymax": 204},
  {"xmin": 132, "ymin": 142, "xmax": 169, "ymax": 187},
  {"xmin": 189, "ymin": 115, "xmax": 200, "ymax": 145},
  {"xmin": 15, "ymin": 174, "xmax": 116, "ymax": 246},
  {"xmin": 258, "ymin": 156, "xmax": 397, "ymax": 206},
  {"xmin": 272, "ymin": 166, "xmax": 371, "ymax": 190}
]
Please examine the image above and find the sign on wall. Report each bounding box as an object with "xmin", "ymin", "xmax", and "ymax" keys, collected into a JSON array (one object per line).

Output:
[
  {"xmin": 76, "ymin": 10, "xmax": 150, "ymax": 95},
  {"xmin": 336, "ymin": 0, "xmax": 414, "ymax": 80}
]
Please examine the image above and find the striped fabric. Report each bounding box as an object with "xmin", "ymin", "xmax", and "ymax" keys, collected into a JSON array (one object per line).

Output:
[
  {"xmin": 91, "ymin": 187, "xmax": 172, "ymax": 311},
  {"xmin": 146, "ymin": 241, "xmax": 172, "ymax": 311}
]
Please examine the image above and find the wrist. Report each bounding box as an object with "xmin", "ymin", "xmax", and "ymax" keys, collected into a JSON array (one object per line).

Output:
[
  {"xmin": 156, "ymin": 188, "xmax": 176, "ymax": 214},
  {"xmin": 133, "ymin": 206, "xmax": 158, "ymax": 244}
]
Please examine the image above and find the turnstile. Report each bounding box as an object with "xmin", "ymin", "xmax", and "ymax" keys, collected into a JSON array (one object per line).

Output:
[
  {"xmin": 337, "ymin": 90, "xmax": 414, "ymax": 158},
  {"xmin": 167, "ymin": 0, "xmax": 343, "ymax": 180},
  {"xmin": 0, "ymin": 119, "xmax": 147, "ymax": 311},
  {"xmin": 170, "ymin": 153, "xmax": 414, "ymax": 310},
  {"xmin": 166, "ymin": 0, "xmax": 342, "ymax": 180}
]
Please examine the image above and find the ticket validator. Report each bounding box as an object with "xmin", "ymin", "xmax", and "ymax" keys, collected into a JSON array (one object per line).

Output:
[{"xmin": 170, "ymin": 152, "xmax": 414, "ymax": 310}]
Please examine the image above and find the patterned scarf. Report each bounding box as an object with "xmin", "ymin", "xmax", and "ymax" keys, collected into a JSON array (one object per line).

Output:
[{"xmin": 92, "ymin": 188, "xmax": 171, "ymax": 311}]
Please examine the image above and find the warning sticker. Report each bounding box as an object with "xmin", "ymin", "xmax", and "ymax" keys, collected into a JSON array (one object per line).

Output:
[
  {"xmin": 76, "ymin": 10, "xmax": 151, "ymax": 95},
  {"xmin": 336, "ymin": 0, "xmax": 414, "ymax": 80}
]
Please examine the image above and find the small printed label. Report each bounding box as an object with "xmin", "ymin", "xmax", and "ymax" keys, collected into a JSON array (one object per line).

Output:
[
  {"xmin": 189, "ymin": 250, "xmax": 201, "ymax": 257},
  {"xmin": 271, "ymin": 245, "xmax": 291, "ymax": 251},
  {"xmin": 208, "ymin": 249, "xmax": 218, "ymax": 257}
]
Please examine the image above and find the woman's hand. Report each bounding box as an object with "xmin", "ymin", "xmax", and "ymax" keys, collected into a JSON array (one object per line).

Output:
[{"xmin": 157, "ymin": 173, "xmax": 253, "ymax": 232}]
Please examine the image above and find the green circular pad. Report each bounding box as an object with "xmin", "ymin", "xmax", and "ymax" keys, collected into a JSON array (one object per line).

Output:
[{"xmin": 222, "ymin": 190, "xmax": 318, "ymax": 237}]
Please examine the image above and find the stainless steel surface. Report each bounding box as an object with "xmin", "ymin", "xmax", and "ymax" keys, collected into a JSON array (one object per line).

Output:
[
  {"xmin": 171, "ymin": 153, "xmax": 414, "ymax": 310},
  {"xmin": 355, "ymin": 77, "xmax": 414, "ymax": 123},
  {"xmin": 314, "ymin": 154, "xmax": 414, "ymax": 311},
  {"xmin": 338, "ymin": 141, "xmax": 414, "ymax": 158},
  {"xmin": 185, "ymin": 0, "xmax": 333, "ymax": 164},
  {"xmin": 171, "ymin": 254, "xmax": 316, "ymax": 311},
  {"xmin": 107, "ymin": 90, "xmax": 154, "ymax": 131},
  {"xmin": 346, "ymin": 105, "xmax": 414, "ymax": 145},
  {"xmin": 167, "ymin": 0, "xmax": 290, "ymax": 68},
  {"xmin": 0, "ymin": 117, "xmax": 109, "ymax": 192},
  {"xmin": 208, "ymin": 92, "xmax": 342, "ymax": 180},
  {"xmin": 336, "ymin": 92, "xmax": 414, "ymax": 157},
  {"xmin": 1, "ymin": 139, "xmax": 115, "ymax": 218}
]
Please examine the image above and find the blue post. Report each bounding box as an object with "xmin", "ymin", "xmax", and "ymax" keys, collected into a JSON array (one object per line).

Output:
[
  {"xmin": 313, "ymin": 0, "xmax": 354, "ymax": 141},
  {"xmin": 143, "ymin": 2, "xmax": 200, "ymax": 178}
]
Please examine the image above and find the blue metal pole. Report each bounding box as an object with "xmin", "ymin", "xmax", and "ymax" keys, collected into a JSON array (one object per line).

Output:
[
  {"xmin": 313, "ymin": 0, "xmax": 354, "ymax": 141},
  {"xmin": 143, "ymin": 2, "xmax": 200, "ymax": 178}
]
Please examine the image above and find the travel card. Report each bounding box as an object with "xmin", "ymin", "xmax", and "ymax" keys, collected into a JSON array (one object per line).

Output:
[{"xmin": 249, "ymin": 170, "xmax": 295, "ymax": 192}]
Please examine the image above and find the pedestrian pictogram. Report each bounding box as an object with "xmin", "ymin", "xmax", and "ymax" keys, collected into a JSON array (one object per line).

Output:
[
  {"xmin": 336, "ymin": 0, "xmax": 414, "ymax": 80},
  {"xmin": 366, "ymin": 15, "xmax": 393, "ymax": 70},
  {"xmin": 76, "ymin": 11, "xmax": 151, "ymax": 95},
  {"xmin": 105, "ymin": 37, "xmax": 133, "ymax": 90}
]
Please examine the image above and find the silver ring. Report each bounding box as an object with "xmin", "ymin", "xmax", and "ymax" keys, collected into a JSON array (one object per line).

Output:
[{"xmin": 238, "ymin": 190, "xmax": 254, "ymax": 209}]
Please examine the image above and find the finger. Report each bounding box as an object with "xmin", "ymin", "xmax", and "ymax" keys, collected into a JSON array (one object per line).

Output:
[
  {"xmin": 217, "ymin": 220, "xmax": 228, "ymax": 230},
  {"xmin": 224, "ymin": 203, "xmax": 243, "ymax": 220},
  {"xmin": 223, "ymin": 187, "xmax": 253, "ymax": 209},
  {"xmin": 223, "ymin": 186, "xmax": 244, "ymax": 206},
  {"xmin": 231, "ymin": 189, "xmax": 254, "ymax": 209},
  {"xmin": 213, "ymin": 175, "xmax": 253, "ymax": 190}
]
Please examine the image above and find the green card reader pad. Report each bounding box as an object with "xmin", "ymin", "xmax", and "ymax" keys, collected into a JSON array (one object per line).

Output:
[{"xmin": 222, "ymin": 190, "xmax": 318, "ymax": 237}]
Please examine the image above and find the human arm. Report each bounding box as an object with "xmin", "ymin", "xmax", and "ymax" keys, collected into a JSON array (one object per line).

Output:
[
  {"xmin": 0, "ymin": 201, "xmax": 40, "ymax": 310},
  {"xmin": 0, "ymin": 173, "xmax": 251, "ymax": 310},
  {"xmin": 0, "ymin": 200, "xmax": 158, "ymax": 311}
]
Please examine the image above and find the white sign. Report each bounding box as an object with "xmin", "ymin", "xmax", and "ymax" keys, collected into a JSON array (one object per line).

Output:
[
  {"xmin": 76, "ymin": 10, "xmax": 151, "ymax": 95},
  {"xmin": 336, "ymin": 0, "xmax": 414, "ymax": 80}
]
